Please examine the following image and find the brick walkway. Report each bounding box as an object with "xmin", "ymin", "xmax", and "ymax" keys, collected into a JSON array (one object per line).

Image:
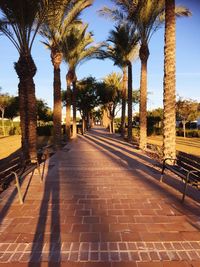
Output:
[{"xmin": 0, "ymin": 127, "xmax": 200, "ymax": 267}]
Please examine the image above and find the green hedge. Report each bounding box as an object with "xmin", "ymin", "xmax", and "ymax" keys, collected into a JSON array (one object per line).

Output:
[
  {"xmin": 37, "ymin": 125, "xmax": 53, "ymax": 136},
  {"xmin": 176, "ymin": 129, "xmax": 200, "ymax": 137}
]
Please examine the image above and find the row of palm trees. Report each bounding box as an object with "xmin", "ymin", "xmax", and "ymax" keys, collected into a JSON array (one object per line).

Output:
[
  {"xmin": 0, "ymin": 0, "xmax": 101, "ymax": 160},
  {"xmin": 0, "ymin": 0, "xmax": 191, "ymax": 161},
  {"xmin": 100, "ymin": 0, "xmax": 191, "ymax": 159}
]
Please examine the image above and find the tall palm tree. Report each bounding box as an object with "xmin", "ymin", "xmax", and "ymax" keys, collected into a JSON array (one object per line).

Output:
[
  {"xmin": 163, "ymin": 0, "xmax": 175, "ymax": 160},
  {"xmin": 100, "ymin": 0, "xmax": 191, "ymax": 149},
  {"xmin": 101, "ymin": 24, "xmax": 139, "ymax": 140},
  {"xmin": 40, "ymin": 0, "xmax": 92, "ymax": 147},
  {"xmin": 0, "ymin": 0, "xmax": 47, "ymax": 160},
  {"xmin": 61, "ymin": 23, "xmax": 102, "ymax": 138}
]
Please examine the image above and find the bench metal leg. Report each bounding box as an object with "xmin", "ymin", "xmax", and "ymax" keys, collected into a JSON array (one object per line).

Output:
[
  {"xmin": 160, "ymin": 165, "xmax": 165, "ymax": 182},
  {"xmin": 182, "ymin": 181, "xmax": 188, "ymax": 203},
  {"xmin": 12, "ymin": 172, "xmax": 23, "ymax": 204},
  {"xmin": 182, "ymin": 173, "xmax": 190, "ymax": 203}
]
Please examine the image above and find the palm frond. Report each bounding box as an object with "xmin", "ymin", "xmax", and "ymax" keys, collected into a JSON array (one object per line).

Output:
[{"xmin": 0, "ymin": 0, "xmax": 47, "ymax": 53}]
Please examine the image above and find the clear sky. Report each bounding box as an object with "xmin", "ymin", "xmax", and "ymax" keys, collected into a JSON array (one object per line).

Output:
[{"xmin": 0, "ymin": 0, "xmax": 199, "ymax": 111}]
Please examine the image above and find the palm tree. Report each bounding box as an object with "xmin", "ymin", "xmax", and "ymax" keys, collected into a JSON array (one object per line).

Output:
[
  {"xmin": 103, "ymin": 72, "xmax": 122, "ymax": 133},
  {"xmin": 101, "ymin": 24, "xmax": 139, "ymax": 140},
  {"xmin": 163, "ymin": 0, "xmax": 174, "ymax": 159},
  {"xmin": 61, "ymin": 23, "xmax": 102, "ymax": 138},
  {"xmin": 40, "ymin": 0, "xmax": 92, "ymax": 147},
  {"xmin": 100, "ymin": 0, "xmax": 191, "ymax": 149},
  {"xmin": 0, "ymin": 0, "xmax": 47, "ymax": 160}
]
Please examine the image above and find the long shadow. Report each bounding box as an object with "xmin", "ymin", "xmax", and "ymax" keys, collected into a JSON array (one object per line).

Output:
[
  {"xmin": 2, "ymin": 127, "xmax": 196, "ymax": 265},
  {"xmin": 82, "ymin": 134, "xmax": 200, "ymax": 236},
  {"xmin": 87, "ymin": 130, "xmax": 200, "ymax": 198},
  {"xmin": 83, "ymin": 131, "xmax": 200, "ymax": 215},
  {"xmin": 28, "ymin": 154, "xmax": 61, "ymax": 267}
]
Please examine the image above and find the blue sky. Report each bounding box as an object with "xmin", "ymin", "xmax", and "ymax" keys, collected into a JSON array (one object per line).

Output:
[{"xmin": 0, "ymin": 0, "xmax": 199, "ymax": 111}]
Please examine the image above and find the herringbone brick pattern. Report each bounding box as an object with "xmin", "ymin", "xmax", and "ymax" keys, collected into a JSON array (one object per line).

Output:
[{"xmin": 0, "ymin": 127, "xmax": 200, "ymax": 267}]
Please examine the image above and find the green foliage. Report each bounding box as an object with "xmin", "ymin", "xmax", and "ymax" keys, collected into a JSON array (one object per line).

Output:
[
  {"xmin": 40, "ymin": 0, "xmax": 92, "ymax": 56},
  {"xmin": 97, "ymin": 72, "xmax": 122, "ymax": 108},
  {"xmin": 4, "ymin": 96, "xmax": 19, "ymax": 120},
  {"xmin": 37, "ymin": 99, "xmax": 53, "ymax": 122},
  {"xmin": 62, "ymin": 22, "xmax": 103, "ymax": 84},
  {"xmin": 76, "ymin": 76, "xmax": 98, "ymax": 116},
  {"xmin": 100, "ymin": 23, "xmax": 139, "ymax": 68},
  {"xmin": 176, "ymin": 97, "xmax": 199, "ymax": 122},
  {"xmin": 0, "ymin": 0, "xmax": 47, "ymax": 53}
]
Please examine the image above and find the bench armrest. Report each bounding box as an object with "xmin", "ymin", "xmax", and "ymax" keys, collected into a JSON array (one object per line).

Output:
[
  {"xmin": 163, "ymin": 158, "xmax": 177, "ymax": 166},
  {"xmin": 186, "ymin": 170, "xmax": 200, "ymax": 182}
]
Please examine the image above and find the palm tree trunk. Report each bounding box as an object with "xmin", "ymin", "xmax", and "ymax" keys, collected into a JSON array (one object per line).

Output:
[
  {"xmin": 1, "ymin": 108, "xmax": 5, "ymax": 136},
  {"xmin": 66, "ymin": 78, "xmax": 71, "ymax": 140},
  {"xmin": 163, "ymin": 0, "xmax": 176, "ymax": 160},
  {"xmin": 121, "ymin": 66, "xmax": 127, "ymax": 138},
  {"xmin": 183, "ymin": 120, "xmax": 186, "ymax": 138},
  {"xmin": 127, "ymin": 61, "xmax": 133, "ymax": 141},
  {"xmin": 139, "ymin": 43, "xmax": 149, "ymax": 150},
  {"xmin": 53, "ymin": 67, "xmax": 62, "ymax": 149},
  {"xmin": 15, "ymin": 54, "xmax": 37, "ymax": 160},
  {"xmin": 72, "ymin": 80, "xmax": 77, "ymax": 138},
  {"xmin": 82, "ymin": 114, "xmax": 86, "ymax": 135},
  {"xmin": 18, "ymin": 80, "xmax": 28, "ymax": 158},
  {"xmin": 27, "ymin": 74, "xmax": 37, "ymax": 160}
]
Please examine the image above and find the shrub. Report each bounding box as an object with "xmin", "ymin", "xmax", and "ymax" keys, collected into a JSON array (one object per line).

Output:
[
  {"xmin": 9, "ymin": 125, "xmax": 21, "ymax": 135},
  {"xmin": 176, "ymin": 129, "xmax": 200, "ymax": 137},
  {"xmin": 37, "ymin": 125, "xmax": 53, "ymax": 136}
]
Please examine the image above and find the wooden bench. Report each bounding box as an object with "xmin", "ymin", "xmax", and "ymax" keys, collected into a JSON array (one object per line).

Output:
[{"xmin": 160, "ymin": 151, "xmax": 200, "ymax": 202}]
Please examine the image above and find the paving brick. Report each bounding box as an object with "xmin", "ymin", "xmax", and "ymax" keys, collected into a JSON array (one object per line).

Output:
[
  {"xmin": 79, "ymin": 251, "xmax": 89, "ymax": 261},
  {"xmin": 110, "ymin": 252, "xmax": 120, "ymax": 261},
  {"xmin": 71, "ymin": 242, "xmax": 80, "ymax": 251},
  {"xmin": 118, "ymin": 242, "xmax": 127, "ymax": 251},
  {"xmin": 9, "ymin": 252, "xmax": 22, "ymax": 262},
  {"xmin": 130, "ymin": 252, "xmax": 140, "ymax": 261},
  {"xmin": 0, "ymin": 253, "xmax": 12, "ymax": 262},
  {"xmin": 69, "ymin": 252, "xmax": 79, "ymax": 261},
  {"xmin": 0, "ymin": 244, "xmax": 10, "ymax": 252},
  {"xmin": 91, "ymin": 242, "xmax": 99, "ymax": 251},
  {"xmin": 109, "ymin": 242, "xmax": 118, "ymax": 251},
  {"xmin": 149, "ymin": 251, "xmax": 160, "ymax": 261},
  {"xmin": 159, "ymin": 251, "xmax": 170, "ymax": 261},
  {"xmin": 120, "ymin": 252, "xmax": 130, "ymax": 261},
  {"xmin": 139, "ymin": 252, "xmax": 151, "ymax": 261},
  {"xmin": 100, "ymin": 252, "xmax": 110, "ymax": 261},
  {"xmin": 121, "ymin": 232, "xmax": 141, "ymax": 242},
  {"xmin": 83, "ymin": 216, "xmax": 100, "ymax": 224},
  {"xmin": 90, "ymin": 252, "xmax": 99, "ymax": 261},
  {"xmin": 127, "ymin": 242, "xmax": 137, "ymax": 251},
  {"xmin": 101, "ymin": 233, "xmax": 121, "ymax": 242},
  {"xmin": 72, "ymin": 224, "xmax": 91, "ymax": 233},
  {"xmin": 1, "ymin": 127, "xmax": 200, "ymax": 265},
  {"xmin": 80, "ymin": 233, "xmax": 100, "ymax": 242}
]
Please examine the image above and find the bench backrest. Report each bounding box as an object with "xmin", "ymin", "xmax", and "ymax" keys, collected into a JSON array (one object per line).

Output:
[{"xmin": 177, "ymin": 151, "xmax": 200, "ymax": 172}]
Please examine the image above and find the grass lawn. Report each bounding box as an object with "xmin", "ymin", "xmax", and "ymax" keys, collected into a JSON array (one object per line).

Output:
[
  {"xmin": 0, "ymin": 135, "xmax": 53, "ymax": 160},
  {"xmin": 148, "ymin": 135, "xmax": 200, "ymax": 156}
]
